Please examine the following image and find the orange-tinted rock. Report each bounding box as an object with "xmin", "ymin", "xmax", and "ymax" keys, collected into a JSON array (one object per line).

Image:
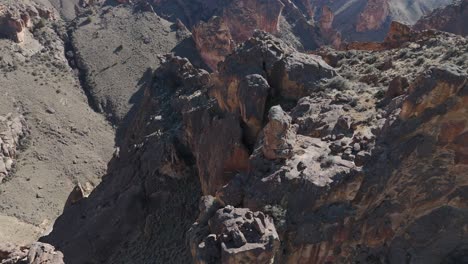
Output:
[
  {"xmin": 319, "ymin": 5, "xmax": 342, "ymax": 48},
  {"xmin": 401, "ymin": 67, "xmax": 466, "ymax": 119},
  {"xmin": 319, "ymin": 5, "xmax": 334, "ymax": 30},
  {"xmin": 191, "ymin": 0, "xmax": 285, "ymax": 71},
  {"xmin": 438, "ymin": 121, "xmax": 467, "ymax": 144},
  {"xmin": 192, "ymin": 16, "xmax": 235, "ymax": 71},
  {"xmin": 237, "ymin": 74, "xmax": 271, "ymax": 145},
  {"xmin": 0, "ymin": 4, "xmax": 54, "ymax": 43},
  {"xmin": 384, "ymin": 21, "xmax": 413, "ymax": 45}
]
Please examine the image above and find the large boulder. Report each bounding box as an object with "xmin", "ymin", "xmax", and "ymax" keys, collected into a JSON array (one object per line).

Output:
[{"xmin": 271, "ymin": 52, "xmax": 336, "ymax": 100}]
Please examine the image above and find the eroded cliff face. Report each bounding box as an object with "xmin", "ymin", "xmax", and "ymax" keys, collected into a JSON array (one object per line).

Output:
[
  {"xmin": 413, "ymin": 0, "xmax": 468, "ymax": 36},
  {"xmin": 304, "ymin": 0, "xmax": 454, "ymax": 42},
  {"xmin": 0, "ymin": 3, "xmax": 55, "ymax": 43},
  {"xmin": 38, "ymin": 23, "xmax": 468, "ymax": 264},
  {"xmin": 149, "ymin": 0, "xmax": 458, "ymax": 71},
  {"xmin": 154, "ymin": 0, "xmax": 323, "ymax": 71}
]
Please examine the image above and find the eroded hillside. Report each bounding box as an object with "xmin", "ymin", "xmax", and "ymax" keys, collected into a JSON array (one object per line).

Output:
[
  {"xmin": 42, "ymin": 26, "xmax": 468, "ymax": 264},
  {"xmin": 0, "ymin": 0, "xmax": 467, "ymax": 263}
]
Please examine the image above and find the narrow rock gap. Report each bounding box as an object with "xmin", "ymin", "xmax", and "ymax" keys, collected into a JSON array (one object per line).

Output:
[{"xmin": 60, "ymin": 25, "xmax": 102, "ymax": 116}]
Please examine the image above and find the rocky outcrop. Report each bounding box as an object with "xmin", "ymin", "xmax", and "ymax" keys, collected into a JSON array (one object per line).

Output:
[
  {"xmin": 42, "ymin": 27, "xmax": 468, "ymax": 264},
  {"xmin": 413, "ymin": 0, "xmax": 468, "ymax": 36},
  {"xmin": 271, "ymin": 52, "xmax": 336, "ymax": 100},
  {"xmin": 0, "ymin": 242, "xmax": 64, "ymax": 264},
  {"xmin": 319, "ymin": 6, "xmax": 341, "ymax": 48},
  {"xmin": 191, "ymin": 0, "xmax": 285, "ymax": 70},
  {"xmin": 192, "ymin": 16, "xmax": 235, "ymax": 71},
  {"xmin": 154, "ymin": 0, "xmax": 323, "ymax": 71},
  {"xmin": 0, "ymin": 5, "xmax": 29, "ymax": 43},
  {"xmin": 262, "ymin": 106, "xmax": 296, "ymax": 160},
  {"xmin": 341, "ymin": 21, "xmax": 437, "ymax": 51},
  {"xmin": 0, "ymin": 4, "xmax": 54, "ymax": 43},
  {"xmin": 189, "ymin": 201, "xmax": 280, "ymax": 264},
  {"xmin": 0, "ymin": 115, "xmax": 28, "ymax": 183},
  {"xmin": 223, "ymin": 0, "xmax": 284, "ymax": 43}
]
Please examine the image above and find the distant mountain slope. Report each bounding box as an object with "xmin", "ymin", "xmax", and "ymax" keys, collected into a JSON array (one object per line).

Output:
[
  {"xmin": 414, "ymin": 0, "xmax": 467, "ymax": 36},
  {"xmin": 307, "ymin": 0, "xmax": 455, "ymax": 41}
]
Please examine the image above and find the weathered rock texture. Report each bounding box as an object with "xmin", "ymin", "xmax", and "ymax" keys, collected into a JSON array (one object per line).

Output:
[
  {"xmin": 149, "ymin": 0, "xmax": 459, "ymax": 72},
  {"xmin": 0, "ymin": 115, "xmax": 28, "ymax": 183},
  {"xmin": 41, "ymin": 28, "xmax": 468, "ymax": 263},
  {"xmin": 192, "ymin": 16, "xmax": 235, "ymax": 71},
  {"xmin": 0, "ymin": 242, "xmax": 64, "ymax": 264},
  {"xmin": 155, "ymin": 0, "xmax": 322, "ymax": 70},
  {"xmin": 189, "ymin": 202, "xmax": 280, "ymax": 264},
  {"xmin": 0, "ymin": 3, "xmax": 54, "ymax": 43}
]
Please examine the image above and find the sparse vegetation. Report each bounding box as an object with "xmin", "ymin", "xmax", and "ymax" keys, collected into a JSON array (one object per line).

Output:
[
  {"xmin": 85, "ymin": 16, "xmax": 94, "ymax": 24},
  {"xmin": 325, "ymin": 76, "xmax": 351, "ymax": 91},
  {"xmin": 36, "ymin": 18, "xmax": 47, "ymax": 29},
  {"xmin": 414, "ymin": 57, "xmax": 425, "ymax": 66}
]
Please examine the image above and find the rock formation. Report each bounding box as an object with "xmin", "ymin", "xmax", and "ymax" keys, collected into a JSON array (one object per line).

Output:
[
  {"xmin": 319, "ymin": 5, "xmax": 342, "ymax": 48},
  {"xmin": 0, "ymin": 242, "xmax": 64, "ymax": 264},
  {"xmin": 189, "ymin": 202, "xmax": 280, "ymax": 264},
  {"xmin": 340, "ymin": 21, "xmax": 438, "ymax": 51},
  {"xmin": 0, "ymin": 4, "xmax": 54, "ymax": 43},
  {"xmin": 156, "ymin": 0, "xmax": 322, "ymax": 70},
  {"xmin": 0, "ymin": 115, "xmax": 28, "ymax": 183},
  {"xmin": 40, "ymin": 26, "xmax": 468, "ymax": 263},
  {"xmin": 414, "ymin": 0, "xmax": 468, "ymax": 36},
  {"xmin": 192, "ymin": 16, "xmax": 235, "ymax": 71},
  {"xmin": 1, "ymin": 1, "xmax": 467, "ymax": 264}
]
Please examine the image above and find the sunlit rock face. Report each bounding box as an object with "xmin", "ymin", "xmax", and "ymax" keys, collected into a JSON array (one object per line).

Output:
[{"xmin": 0, "ymin": 3, "xmax": 54, "ymax": 43}]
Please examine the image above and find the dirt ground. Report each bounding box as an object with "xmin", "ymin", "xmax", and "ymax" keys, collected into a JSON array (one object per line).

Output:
[{"xmin": 0, "ymin": 23, "xmax": 115, "ymax": 244}]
